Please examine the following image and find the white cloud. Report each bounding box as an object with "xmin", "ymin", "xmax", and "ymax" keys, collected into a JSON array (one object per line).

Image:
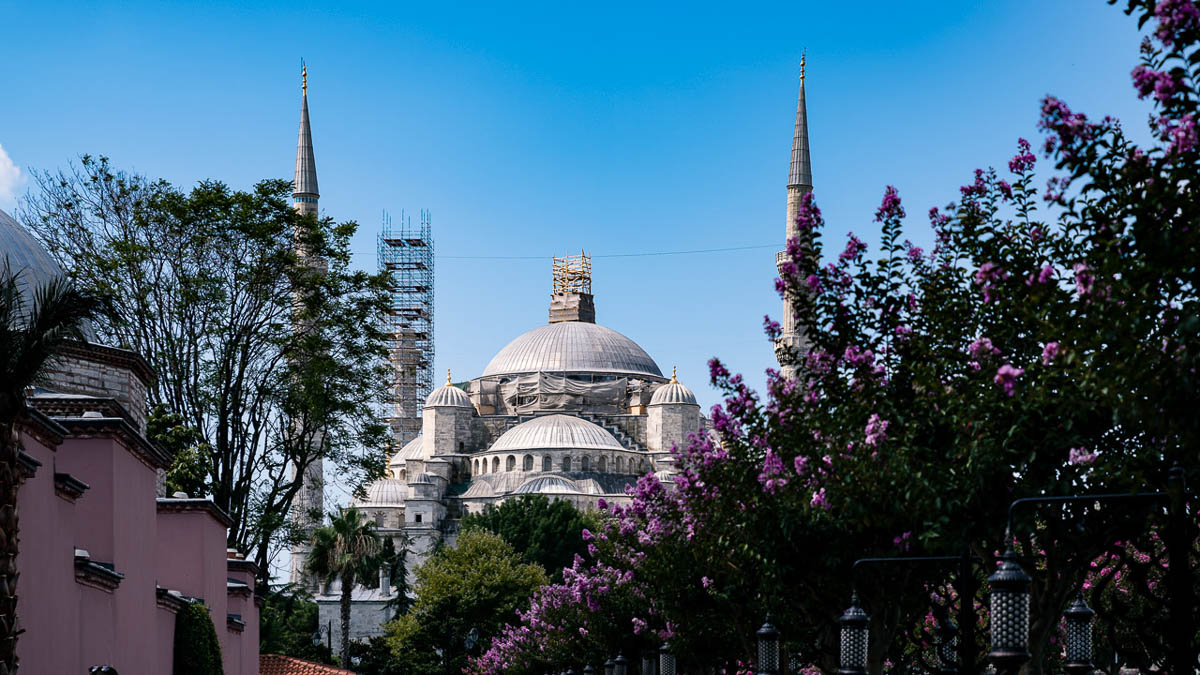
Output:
[{"xmin": 0, "ymin": 144, "xmax": 26, "ymax": 212}]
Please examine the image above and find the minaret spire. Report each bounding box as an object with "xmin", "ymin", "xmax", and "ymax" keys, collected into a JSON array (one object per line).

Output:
[
  {"xmin": 777, "ymin": 54, "xmax": 815, "ymax": 378},
  {"xmin": 294, "ymin": 61, "xmax": 319, "ymax": 217}
]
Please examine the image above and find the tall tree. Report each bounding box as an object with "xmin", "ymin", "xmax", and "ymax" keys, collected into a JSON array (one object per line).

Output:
[
  {"xmin": 306, "ymin": 507, "xmax": 382, "ymax": 667},
  {"xmin": 21, "ymin": 156, "xmax": 392, "ymax": 589},
  {"xmin": 0, "ymin": 266, "xmax": 99, "ymax": 675},
  {"xmin": 461, "ymin": 494, "xmax": 600, "ymax": 579}
]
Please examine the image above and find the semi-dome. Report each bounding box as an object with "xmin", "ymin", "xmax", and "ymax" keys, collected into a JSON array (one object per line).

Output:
[
  {"xmin": 481, "ymin": 322, "xmax": 663, "ymax": 379},
  {"xmin": 353, "ymin": 478, "xmax": 407, "ymax": 507},
  {"xmin": 389, "ymin": 436, "xmax": 423, "ymax": 468},
  {"xmin": 425, "ymin": 383, "xmax": 472, "ymax": 408},
  {"xmin": 0, "ymin": 208, "xmax": 65, "ymax": 305},
  {"xmin": 514, "ymin": 475, "xmax": 580, "ymax": 495},
  {"xmin": 649, "ymin": 370, "xmax": 698, "ymax": 406},
  {"xmin": 490, "ymin": 414, "xmax": 624, "ymax": 452}
]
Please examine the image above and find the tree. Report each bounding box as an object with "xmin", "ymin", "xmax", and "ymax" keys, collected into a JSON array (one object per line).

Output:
[
  {"xmin": 461, "ymin": 495, "xmax": 600, "ymax": 579},
  {"xmin": 479, "ymin": 2, "xmax": 1200, "ymax": 673},
  {"xmin": 173, "ymin": 601, "xmax": 225, "ymax": 675},
  {"xmin": 387, "ymin": 529, "xmax": 547, "ymax": 675},
  {"xmin": 258, "ymin": 584, "xmax": 333, "ymax": 665},
  {"xmin": 306, "ymin": 507, "xmax": 382, "ymax": 667},
  {"xmin": 21, "ymin": 157, "xmax": 392, "ymax": 589},
  {"xmin": 0, "ymin": 265, "xmax": 99, "ymax": 674}
]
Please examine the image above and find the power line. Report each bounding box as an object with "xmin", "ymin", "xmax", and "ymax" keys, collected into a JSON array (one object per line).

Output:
[{"xmin": 439, "ymin": 244, "xmax": 778, "ymax": 260}]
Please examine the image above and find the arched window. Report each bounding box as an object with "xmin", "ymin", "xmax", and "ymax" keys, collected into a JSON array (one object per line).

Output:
[
  {"xmin": 492, "ymin": 456, "xmax": 500, "ymax": 473},
  {"xmin": 542, "ymin": 455, "xmax": 552, "ymax": 472},
  {"xmin": 459, "ymin": 441, "xmax": 465, "ymax": 452},
  {"xmin": 473, "ymin": 459, "xmax": 479, "ymax": 474},
  {"xmin": 615, "ymin": 457, "xmax": 624, "ymax": 473},
  {"xmin": 598, "ymin": 456, "xmax": 607, "ymax": 472},
  {"xmin": 562, "ymin": 456, "xmax": 572, "ymax": 472},
  {"xmin": 523, "ymin": 454, "xmax": 534, "ymax": 471},
  {"xmin": 506, "ymin": 455, "xmax": 516, "ymax": 472},
  {"xmin": 581, "ymin": 456, "xmax": 591, "ymax": 472},
  {"xmin": 400, "ymin": 469, "xmax": 407, "ymax": 481}
]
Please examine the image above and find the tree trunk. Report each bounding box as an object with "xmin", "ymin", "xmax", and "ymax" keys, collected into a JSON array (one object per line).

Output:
[
  {"xmin": 340, "ymin": 571, "xmax": 353, "ymax": 667},
  {"xmin": 0, "ymin": 425, "xmax": 23, "ymax": 675}
]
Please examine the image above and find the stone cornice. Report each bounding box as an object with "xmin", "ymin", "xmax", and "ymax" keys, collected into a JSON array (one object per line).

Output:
[
  {"xmin": 227, "ymin": 558, "xmax": 260, "ymax": 578},
  {"xmin": 17, "ymin": 407, "xmax": 67, "ymax": 450},
  {"xmin": 54, "ymin": 472, "xmax": 89, "ymax": 501},
  {"xmin": 16, "ymin": 451, "xmax": 41, "ymax": 480},
  {"xmin": 55, "ymin": 416, "xmax": 171, "ymax": 470},
  {"xmin": 57, "ymin": 340, "xmax": 155, "ymax": 386},
  {"xmin": 74, "ymin": 550, "xmax": 123, "ymax": 592},
  {"xmin": 226, "ymin": 614, "xmax": 246, "ymax": 632},
  {"xmin": 156, "ymin": 586, "xmax": 185, "ymax": 613},
  {"xmin": 156, "ymin": 497, "xmax": 234, "ymax": 528},
  {"xmin": 30, "ymin": 395, "xmax": 138, "ymax": 430}
]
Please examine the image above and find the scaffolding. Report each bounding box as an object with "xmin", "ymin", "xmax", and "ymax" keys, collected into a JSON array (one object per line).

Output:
[
  {"xmin": 552, "ymin": 252, "xmax": 591, "ymax": 295},
  {"xmin": 378, "ymin": 210, "xmax": 434, "ymax": 447}
]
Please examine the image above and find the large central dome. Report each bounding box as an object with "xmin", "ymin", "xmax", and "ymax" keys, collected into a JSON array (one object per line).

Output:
[{"xmin": 481, "ymin": 322, "xmax": 663, "ymax": 379}]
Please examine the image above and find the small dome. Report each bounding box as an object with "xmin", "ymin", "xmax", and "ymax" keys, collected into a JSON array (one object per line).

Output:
[
  {"xmin": 514, "ymin": 475, "xmax": 580, "ymax": 495},
  {"xmin": 649, "ymin": 370, "xmax": 698, "ymax": 406},
  {"xmin": 490, "ymin": 414, "xmax": 624, "ymax": 452},
  {"xmin": 482, "ymin": 322, "xmax": 663, "ymax": 379},
  {"xmin": 426, "ymin": 384, "xmax": 472, "ymax": 408},
  {"xmin": 353, "ymin": 478, "xmax": 407, "ymax": 507},
  {"xmin": 0, "ymin": 209, "xmax": 64, "ymax": 304},
  {"xmin": 389, "ymin": 436, "xmax": 424, "ymax": 467}
]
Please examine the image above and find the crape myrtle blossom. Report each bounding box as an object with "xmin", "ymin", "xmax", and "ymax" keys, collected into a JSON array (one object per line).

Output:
[
  {"xmin": 1009, "ymin": 138, "xmax": 1036, "ymax": 173},
  {"xmin": 1069, "ymin": 447, "xmax": 1099, "ymax": 466},
  {"xmin": 1131, "ymin": 65, "xmax": 1181, "ymax": 103},
  {"xmin": 1042, "ymin": 341, "xmax": 1061, "ymax": 365},
  {"xmin": 994, "ymin": 364, "xmax": 1025, "ymax": 397},
  {"xmin": 974, "ymin": 262, "xmax": 1009, "ymax": 303},
  {"xmin": 1154, "ymin": 0, "xmax": 1200, "ymax": 47}
]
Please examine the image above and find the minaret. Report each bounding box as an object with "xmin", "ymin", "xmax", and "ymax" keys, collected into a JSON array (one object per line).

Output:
[
  {"xmin": 776, "ymin": 53, "xmax": 813, "ymax": 379},
  {"xmin": 289, "ymin": 61, "xmax": 325, "ymax": 589}
]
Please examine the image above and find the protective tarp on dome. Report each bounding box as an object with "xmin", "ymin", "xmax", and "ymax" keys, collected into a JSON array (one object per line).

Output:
[
  {"xmin": 482, "ymin": 322, "xmax": 663, "ymax": 379},
  {"xmin": 501, "ymin": 372, "xmax": 627, "ymax": 413},
  {"xmin": 490, "ymin": 414, "xmax": 624, "ymax": 453}
]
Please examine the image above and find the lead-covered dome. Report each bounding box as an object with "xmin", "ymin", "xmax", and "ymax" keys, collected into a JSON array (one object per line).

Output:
[
  {"xmin": 0, "ymin": 208, "xmax": 64, "ymax": 305},
  {"xmin": 649, "ymin": 382, "xmax": 698, "ymax": 406},
  {"xmin": 514, "ymin": 475, "xmax": 580, "ymax": 495},
  {"xmin": 481, "ymin": 322, "xmax": 663, "ymax": 379},
  {"xmin": 490, "ymin": 414, "xmax": 624, "ymax": 452},
  {"xmin": 353, "ymin": 478, "xmax": 407, "ymax": 507},
  {"xmin": 425, "ymin": 383, "xmax": 472, "ymax": 408}
]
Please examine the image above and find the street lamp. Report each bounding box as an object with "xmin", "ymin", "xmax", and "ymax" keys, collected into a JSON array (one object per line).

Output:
[
  {"xmin": 756, "ymin": 615, "xmax": 780, "ymax": 675},
  {"xmin": 615, "ymin": 653, "xmax": 628, "ymax": 675},
  {"xmin": 838, "ymin": 595, "xmax": 869, "ymax": 675},
  {"xmin": 1062, "ymin": 593, "xmax": 1096, "ymax": 674},
  {"xmin": 987, "ymin": 548, "xmax": 1031, "ymax": 673},
  {"xmin": 642, "ymin": 652, "xmax": 657, "ymax": 675},
  {"xmin": 604, "ymin": 658, "xmax": 615, "ymax": 675},
  {"xmin": 659, "ymin": 644, "xmax": 676, "ymax": 675}
]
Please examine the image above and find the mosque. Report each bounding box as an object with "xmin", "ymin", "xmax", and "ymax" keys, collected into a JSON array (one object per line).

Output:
[{"xmin": 300, "ymin": 53, "xmax": 815, "ymax": 651}]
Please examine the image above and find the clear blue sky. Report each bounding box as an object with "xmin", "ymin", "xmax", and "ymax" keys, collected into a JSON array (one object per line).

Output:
[{"xmin": 0, "ymin": 0, "xmax": 1156, "ymax": 413}]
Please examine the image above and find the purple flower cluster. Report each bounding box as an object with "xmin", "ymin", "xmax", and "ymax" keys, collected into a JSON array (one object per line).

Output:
[
  {"xmin": 967, "ymin": 336, "xmax": 1001, "ymax": 361},
  {"xmin": 1158, "ymin": 113, "xmax": 1198, "ymax": 156},
  {"xmin": 1008, "ymin": 138, "xmax": 1036, "ymax": 174},
  {"xmin": 1131, "ymin": 65, "xmax": 1181, "ymax": 103},
  {"xmin": 864, "ymin": 414, "xmax": 890, "ymax": 447},
  {"xmin": 1072, "ymin": 263, "xmax": 1095, "ymax": 297},
  {"xmin": 840, "ymin": 234, "xmax": 867, "ymax": 263},
  {"xmin": 1153, "ymin": 0, "xmax": 1200, "ymax": 47},
  {"xmin": 757, "ymin": 449, "xmax": 789, "ymax": 494},
  {"xmin": 1068, "ymin": 447, "xmax": 1098, "ymax": 466},
  {"xmin": 974, "ymin": 262, "xmax": 1009, "ymax": 303},
  {"xmin": 1026, "ymin": 265, "xmax": 1055, "ymax": 286},
  {"xmin": 1039, "ymin": 96, "xmax": 1100, "ymax": 160},
  {"xmin": 1042, "ymin": 341, "xmax": 1060, "ymax": 365},
  {"xmin": 993, "ymin": 364, "xmax": 1025, "ymax": 397},
  {"xmin": 875, "ymin": 185, "xmax": 905, "ymax": 222}
]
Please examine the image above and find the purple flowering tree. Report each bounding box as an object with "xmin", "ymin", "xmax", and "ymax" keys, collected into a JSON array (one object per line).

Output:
[{"xmin": 477, "ymin": 2, "xmax": 1199, "ymax": 673}]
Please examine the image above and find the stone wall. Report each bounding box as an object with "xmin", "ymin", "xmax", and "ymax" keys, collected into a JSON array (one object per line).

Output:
[{"xmin": 42, "ymin": 343, "xmax": 153, "ymax": 432}]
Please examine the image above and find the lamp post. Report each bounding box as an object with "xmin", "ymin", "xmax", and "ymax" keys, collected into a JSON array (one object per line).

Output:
[
  {"xmin": 584, "ymin": 665, "xmax": 595, "ymax": 675},
  {"xmin": 614, "ymin": 653, "xmax": 628, "ymax": 675},
  {"xmin": 658, "ymin": 644, "xmax": 676, "ymax": 675},
  {"xmin": 986, "ymin": 548, "xmax": 1032, "ymax": 674},
  {"xmin": 756, "ymin": 615, "xmax": 779, "ymax": 675},
  {"xmin": 838, "ymin": 595, "xmax": 869, "ymax": 675},
  {"xmin": 936, "ymin": 611, "xmax": 958, "ymax": 675},
  {"xmin": 604, "ymin": 657, "xmax": 615, "ymax": 675},
  {"xmin": 642, "ymin": 652, "xmax": 657, "ymax": 675},
  {"xmin": 1062, "ymin": 593, "xmax": 1095, "ymax": 674}
]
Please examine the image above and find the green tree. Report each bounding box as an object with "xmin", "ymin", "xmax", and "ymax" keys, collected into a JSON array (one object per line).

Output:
[
  {"xmin": 387, "ymin": 529, "xmax": 547, "ymax": 675},
  {"xmin": 0, "ymin": 265, "xmax": 99, "ymax": 674},
  {"xmin": 306, "ymin": 507, "xmax": 382, "ymax": 667},
  {"xmin": 21, "ymin": 157, "xmax": 392, "ymax": 590},
  {"xmin": 258, "ymin": 584, "xmax": 333, "ymax": 664},
  {"xmin": 461, "ymin": 495, "xmax": 600, "ymax": 579},
  {"xmin": 173, "ymin": 601, "xmax": 225, "ymax": 675}
]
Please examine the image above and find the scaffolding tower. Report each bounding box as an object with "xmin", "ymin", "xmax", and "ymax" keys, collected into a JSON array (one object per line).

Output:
[{"xmin": 378, "ymin": 210, "xmax": 435, "ymax": 447}]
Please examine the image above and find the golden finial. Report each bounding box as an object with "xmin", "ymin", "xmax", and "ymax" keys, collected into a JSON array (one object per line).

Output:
[
  {"xmin": 302, "ymin": 60, "xmax": 308, "ymax": 95},
  {"xmin": 800, "ymin": 51, "xmax": 806, "ymax": 84},
  {"xmin": 670, "ymin": 366, "xmax": 678, "ymax": 384},
  {"xmin": 446, "ymin": 368, "xmax": 452, "ymax": 385}
]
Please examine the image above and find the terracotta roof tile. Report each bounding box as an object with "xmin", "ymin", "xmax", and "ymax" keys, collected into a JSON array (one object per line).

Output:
[{"xmin": 259, "ymin": 654, "xmax": 356, "ymax": 675}]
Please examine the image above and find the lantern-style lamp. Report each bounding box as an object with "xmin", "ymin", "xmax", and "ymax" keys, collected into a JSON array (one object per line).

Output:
[
  {"xmin": 604, "ymin": 658, "xmax": 615, "ymax": 675},
  {"xmin": 838, "ymin": 595, "xmax": 869, "ymax": 675},
  {"xmin": 642, "ymin": 652, "xmax": 657, "ymax": 675},
  {"xmin": 936, "ymin": 613, "xmax": 959, "ymax": 675},
  {"xmin": 987, "ymin": 548, "xmax": 1032, "ymax": 672},
  {"xmin": 615, "ymin": 653, "xmax": 628, "ymax": 675},
  {"xmin": 659, "ymin": 644, "xmax": 676, "ymax": 675},
  {"xmin": 1062, "ymin": 593, "xmax": 1096, "ymax": 674},
  {"xmin": 584, "ymin": 665, "xmax": 595, "ymax": 675},
  {"xmin": 757, "ymin": 615, "xmax": 780, "ymax": 675}
]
